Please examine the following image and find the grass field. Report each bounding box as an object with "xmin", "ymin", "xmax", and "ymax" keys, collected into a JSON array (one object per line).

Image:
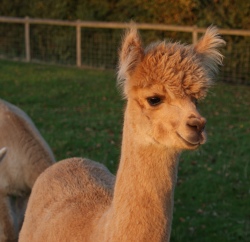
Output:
[{"xmin": 0, "ymin": 60, "xmax": 249, "ymax": 241}]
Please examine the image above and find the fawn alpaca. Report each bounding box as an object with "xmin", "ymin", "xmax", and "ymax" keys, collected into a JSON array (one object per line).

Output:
[
  {"xmin": 0, "ymin": 99, "xmax": 55, "ymax": 241},
  {"xmin": 20, "ymin": 26, "xmax": 225, "ymax": 242}
]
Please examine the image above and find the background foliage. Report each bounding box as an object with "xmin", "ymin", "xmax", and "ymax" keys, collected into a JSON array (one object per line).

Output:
[{"xmin": 0, "ymin": 0, "xmax": 249, "ymax": 29}]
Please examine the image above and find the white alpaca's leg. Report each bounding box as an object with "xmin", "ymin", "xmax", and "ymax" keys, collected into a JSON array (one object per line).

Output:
[{"xmin": 0, "ymin": 193, "xmax": 17, "ymax": 242}]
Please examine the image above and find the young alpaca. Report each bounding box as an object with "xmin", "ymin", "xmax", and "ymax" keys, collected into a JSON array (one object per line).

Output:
[
  {"xmin": 0, "ymin": 99, "xmax": 55, "ymax": 241},
  {"xmin": 20, "ymin": 26, "xmax": 225, "ymax": 242}
]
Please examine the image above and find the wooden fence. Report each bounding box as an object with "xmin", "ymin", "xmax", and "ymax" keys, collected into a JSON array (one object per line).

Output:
[{"xmin": 0, "ymin": 16, "xmax": 250, "ymax": 84}]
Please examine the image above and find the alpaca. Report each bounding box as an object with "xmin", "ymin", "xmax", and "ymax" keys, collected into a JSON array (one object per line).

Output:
[
  {"xmin": 0, "ymin": 99, "xmax": 55, "ymax": 241},
  {"xmin": 19, "ymin": 26, "xmax": 225, "ymax": 242}
]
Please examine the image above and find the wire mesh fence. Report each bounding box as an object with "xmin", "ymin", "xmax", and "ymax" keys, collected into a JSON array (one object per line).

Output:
[
  {"xmin": 0, "ymin": 22, "xmax": 25, "ymax": 60},
  {"xmin": 0, "ymin": 17, "xmax": 249, "ymax": 84},
  {"xmin": 81, "ymin": 28, "xmax": 122, "ymax": 69},
  {"xmin": 221, "ymin": 35, "xmax": 250, "ymax": 84},
  {"xmin": 30, "ymin": 25, "xmax": 76, "ymax": 65}
]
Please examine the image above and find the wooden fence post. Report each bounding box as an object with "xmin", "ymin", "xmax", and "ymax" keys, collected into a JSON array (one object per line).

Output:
[
  {"xmin": 24, "ymin": 16, "xmax": 30, "ymax": 62},
  {"xmin": 192, "ymin": 25, "xmax": 198, "ymax": 45},
  {"xmin": 76, "ymin": 20, "xmax": 81, "ymax": 67}
]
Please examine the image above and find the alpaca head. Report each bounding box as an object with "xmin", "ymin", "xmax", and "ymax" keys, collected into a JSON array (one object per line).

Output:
[{"xmin": 118, "ymin": 26, "xmax": 225, "ymax": 150}]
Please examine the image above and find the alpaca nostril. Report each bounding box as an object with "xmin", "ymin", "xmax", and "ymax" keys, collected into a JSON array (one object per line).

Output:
[{"xmin": 187, "ymin": 118, "xmax": 206, "ymax": 132}]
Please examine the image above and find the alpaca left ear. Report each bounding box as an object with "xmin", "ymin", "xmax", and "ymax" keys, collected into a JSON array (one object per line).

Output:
[
  {"xmin": 194, "ymin": 26, "xmax": 226, "ymax": 80},
  {"xmin": 117, "ymin": 26, "xmax": 144, "ymax": 97}
]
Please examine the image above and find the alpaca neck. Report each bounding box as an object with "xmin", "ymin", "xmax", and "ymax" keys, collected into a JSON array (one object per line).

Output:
[{"xmin": 106, "ymin": 103, "xmax": 180, "ymax": 242}]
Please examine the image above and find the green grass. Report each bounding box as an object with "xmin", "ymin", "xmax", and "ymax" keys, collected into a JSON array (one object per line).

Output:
[{"xmin": 0, "ymin": 60, "xmax": 249, "ymax": 241}]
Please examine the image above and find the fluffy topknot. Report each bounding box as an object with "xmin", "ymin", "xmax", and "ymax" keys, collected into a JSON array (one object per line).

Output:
[{"xmin": 118, "ymin": 26, "xmax": 225, "ymax": 99}]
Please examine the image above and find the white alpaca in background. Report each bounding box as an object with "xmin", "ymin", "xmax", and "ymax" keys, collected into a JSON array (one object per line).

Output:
[{"xmin": 0, "ymin": 99, "xmax": 55, "ymax": 241}]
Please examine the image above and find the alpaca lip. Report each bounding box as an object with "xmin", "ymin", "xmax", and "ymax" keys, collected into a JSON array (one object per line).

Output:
[{"xmin": 176, "ymin": 132, "xmax": 201, "ymax": 147}]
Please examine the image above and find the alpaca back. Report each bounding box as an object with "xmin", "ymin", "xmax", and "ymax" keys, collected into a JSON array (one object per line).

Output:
[{"xmin": 19, "ymin": 158, "xmax": 115, "ymax": 242}]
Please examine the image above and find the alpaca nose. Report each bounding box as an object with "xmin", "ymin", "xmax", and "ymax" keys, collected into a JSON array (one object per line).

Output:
[{"xmin": 186, "ymin": 116, "xmax": 206, "ymax": 132}]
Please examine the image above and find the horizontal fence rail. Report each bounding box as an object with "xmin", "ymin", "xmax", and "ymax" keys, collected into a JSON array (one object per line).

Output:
[{"xmin": 0, "ymin": 16, "xmax": 249, "ymax": 84}]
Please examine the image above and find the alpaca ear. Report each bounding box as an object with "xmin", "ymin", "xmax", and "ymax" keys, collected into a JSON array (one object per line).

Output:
[
  {"xmin": 194, "ymin": 26, "xmax": 226, "ymax": 80},
  {"xmin": 117, "ymin": 26, "xmax": 144, "ymax": 97}
]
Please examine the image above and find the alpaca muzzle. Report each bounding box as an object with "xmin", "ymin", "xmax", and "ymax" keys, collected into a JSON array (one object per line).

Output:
[{"xmin": 186, "ymin": 116, "xmax": 206, "ymax": 133}]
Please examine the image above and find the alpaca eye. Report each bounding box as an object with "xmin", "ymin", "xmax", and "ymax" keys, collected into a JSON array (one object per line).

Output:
[
  {"xmin": 193, "ymin": 98, "xmax": 198, "ymax": 106},
  {"xmin": 147, "ymin": 97, "xmax": 162, "ymax": 106}
]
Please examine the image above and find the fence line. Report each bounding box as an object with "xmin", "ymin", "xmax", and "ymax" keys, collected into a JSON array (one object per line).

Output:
[
  {"xmin": 1, "ymin": 16, "xmax": 250, "ymax": 34},
  {"xmin": 0, "ymin": 16, "xmax": 249, "ymax": 84}
]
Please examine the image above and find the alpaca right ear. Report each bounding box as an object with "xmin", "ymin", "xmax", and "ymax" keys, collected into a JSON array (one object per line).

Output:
[
  {"xmin": 194, "ymin": 26, "xmax": 226, "ymax": 80},
  {"xmin": 117, "ymin": 26, "xmax": 144, "ymax": 97}
]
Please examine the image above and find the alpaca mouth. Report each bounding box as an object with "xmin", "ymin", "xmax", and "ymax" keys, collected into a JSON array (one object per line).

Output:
[{"xmin": 176, "ymin": 132, "xmax": 201, "ymax": 147}]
